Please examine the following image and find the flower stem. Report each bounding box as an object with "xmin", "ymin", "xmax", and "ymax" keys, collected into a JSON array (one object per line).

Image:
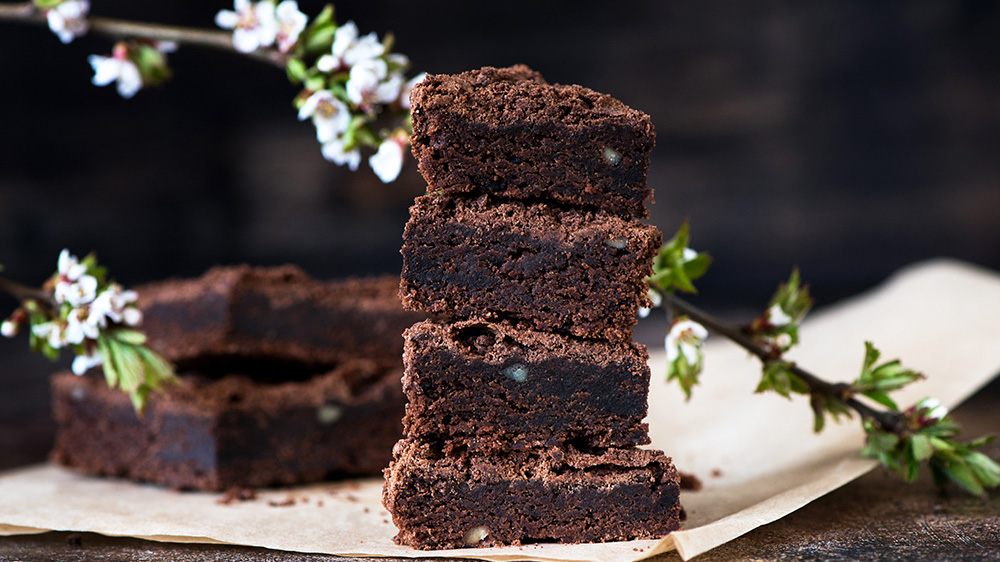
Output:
[
  {"xmin": 0, "ymin": 276, "xmax": 55, "ymax": 309},
  {"xmin": 661, "ymin": 291, "xmax": 907, "ymax": 434},
  {"xmin": 0, "ymin": 2, "xmax": 287, "ymax": 68}
]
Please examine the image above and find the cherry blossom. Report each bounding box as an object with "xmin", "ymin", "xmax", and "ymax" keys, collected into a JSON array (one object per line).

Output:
[
  {"xmin": 274, "ymin": 0, "xmax": 308, "ymax": 53},
  {"xmin": 72, "ymin": 349, "xmax": 103, "ymax": 375},
  {"xmin": 316, "ymin": 21, "xmax": 384, "ymax": 73},
  {"xmin": 45, "ymin": 0, "xmax": 90, "ymax": 44},
  {"xmin": 346, "ymin": 58, "xmax": 402, "ymax": 109},
  {"xmin": 88, "ymin": 43, "xmax": 143, "ymax": 99},
  {"xmin": 90, "ymin": 284, "xmax": 141, "ymax": 327},
  {"xmin": 32, "ymin": 321, "xmax": 65, "ymax": 350},
  {"xmin": 215, "ymin": 0, "xmax": 278, "ymax": 54},
  {"xmin": 297, "ymin": 90, "xmax": 351, "ymax": 143},
  {"xmin": 53, "ymin": 249, "xmax": 98, "ymax": 306},
  {"xmin": 321, "ymin": 137, "xmax": 361, "ymax": 171},
  {"xmin": 369, "ymin": 132, "xmax": 408, "ymax": 183},
  {"xmin": 64, "ymin": 308, "xmax": 99, "ymax": 345},
  {"xmin": 666, "ymin": 319, "xmax": 708, "ymax": 365}
]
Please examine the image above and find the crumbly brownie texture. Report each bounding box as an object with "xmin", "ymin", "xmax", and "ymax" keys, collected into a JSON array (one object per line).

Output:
[
  {"xmin": 402, "ymin": 319, "xmax": 651, "ymax": 454},
  {"xmin": 400, "ymin": 194, "xmax": 661, "ymax": 342},
  {"xmin": 50, "ymin": 359, "xmax": 405, "ymax": 490},
  {"xmin": 383, "ymin": 439, "xmax": 681, "ymax": 549},
  {"xmin": 409, "ymin": 65, "xmax": 656, "ymax": 218},
  {"xmin": 139, "ymin": 265, "xmax": 423, "ymax": 367}
]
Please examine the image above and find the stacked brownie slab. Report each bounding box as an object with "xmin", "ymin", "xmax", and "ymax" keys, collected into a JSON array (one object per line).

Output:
[
  {"xmin": 383, "ymin": 65, "xmax": 682, "ymax": 549},
  {"xmin": 50, "ymin": 265, "xmax": 425, "ymax": 490}
]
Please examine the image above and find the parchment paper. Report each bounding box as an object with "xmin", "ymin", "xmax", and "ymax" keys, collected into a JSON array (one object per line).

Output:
[{"xmin": 2, "ymin": 258, "xmax": 999, "ymax": 562}]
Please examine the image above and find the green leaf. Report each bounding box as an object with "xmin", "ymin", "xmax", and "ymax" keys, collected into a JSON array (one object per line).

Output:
[
  {"xmin": 909, "ymin": 433, "xmax": 934, "ymax": 462},
  {"xmin": 304, "ymin": 75, "xmax": 327, "ymax": 92},
  {"xmin": 286, "ymin": 57, "xmax": 308, "ymax": 83},
  {"xmin": 862, "ymin": 389, "xmax": 899, "ymax": 411},
  {"xmin": 646, "ymin": 220, "xmax": 712, "ymax": 296},
  {"xmin": 312, "ymin": 4, "xmax": 335, "ymax": 28},
  {"xmin": 965, "ymin": 451, "xmax": 1000, "ymax": 488},
  {"xmin": 937, "ymin": 457, "xmax": 986, "ymax": 497},
  {"xmin": 304, "ymin": 25, "xmax": 337, "ymax": 53},
  {"xmin": 110, "ymin": 328, "xmax": 146, "ymax": 346}
]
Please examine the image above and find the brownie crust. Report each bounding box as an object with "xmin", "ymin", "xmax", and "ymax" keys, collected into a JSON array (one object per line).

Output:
[
  {"xmin": 400, "ymin": 194, "xmax": 661, "ymax": 342},
  {"xmin": 383, "ymin": 439, "xmax": 682, "ymax": 549},
  {"xmin": 50, "ymin": 360, "xmax": 405, "ymax": 490},
  {"xmin": 409, "ymin": 65, "xmax": 656, "ymax": 218},
  {"xmin": 139, "ymin": 265, "xmax": 423, "ymax": 367},
  {"xmin": 402, "ymin": 319, "xmax": 651, "ymax": 454}
]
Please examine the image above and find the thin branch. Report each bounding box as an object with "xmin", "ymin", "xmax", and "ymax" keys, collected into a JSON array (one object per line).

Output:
[
  {"xmin": 662, "ymin": 291, "xmax": 907, "ymax": 433},
  {"xmin": 0, "ymin": 277, "xmax": 55, "ymax": 308},
  {"xmin": 0, "ymin": 2, "xmax": 287, "ymax": 68}
]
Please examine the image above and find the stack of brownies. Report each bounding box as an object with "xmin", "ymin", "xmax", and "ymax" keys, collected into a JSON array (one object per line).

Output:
[
  {"xmin": 51, "ymin": 265, "xmax": 424, "ymax": 490},
  {"xmin": 383, "ymin": 65, "xmax": 682, "ymax": 549}
]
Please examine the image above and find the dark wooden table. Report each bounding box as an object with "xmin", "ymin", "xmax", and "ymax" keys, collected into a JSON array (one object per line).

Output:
[{"xmin": 1, "ymin": 331, "xmax": 998, "ymax": 561}]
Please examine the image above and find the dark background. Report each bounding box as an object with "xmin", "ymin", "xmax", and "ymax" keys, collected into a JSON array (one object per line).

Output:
[{"xmin": 2, "ymin": 1, "xmax": 1000, "ymax": 463}]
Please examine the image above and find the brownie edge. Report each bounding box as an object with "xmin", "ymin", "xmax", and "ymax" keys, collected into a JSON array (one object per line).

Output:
[
  {"xmin": 383, "ymin": 439, "xmax": 682, "ymax": 549},
  {"xmin": 409, "ymin": 65, "xmax": 656, "ymax": 218}
]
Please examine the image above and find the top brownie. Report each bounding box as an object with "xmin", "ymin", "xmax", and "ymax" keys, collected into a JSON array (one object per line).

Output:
[
  {"xmin": 139, "ymin": 265, "xmax": 424, "ymax": 367},
  {"xmin": 409, "ymin": 65, "xmax": 656, "ymax": 218}
]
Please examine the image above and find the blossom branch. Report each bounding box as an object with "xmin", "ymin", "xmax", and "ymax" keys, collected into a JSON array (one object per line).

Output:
[
  {"xmin": 661, "ymin": 291, "xmax": 906, "ymax": 434},
  {"xmin": 0, "ymin": 2, "xmax": 286, "ymax": 67},
  {"xmin": 0, "ymin": 277, "xmax": 56, "ymax": 309}
]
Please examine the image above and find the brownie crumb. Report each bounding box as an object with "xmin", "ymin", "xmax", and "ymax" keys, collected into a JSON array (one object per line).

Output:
[
  {"xmin": 217, "ymin": 487, "xmax": 257, "ymax": 505},
  {"xmin": 679, "ymin": 471, "xmax": 703, "ymax": 491},
  {"xmin": 66, "ymin": 533, "xmax": 83, "ymax": 547},
  {"xmin": 711, "ymin": 468, "xmax": 724, "ymax": 478},
  {"xmin": 679, "ymin": 507, "xmax": 688, "ymax": 522}
]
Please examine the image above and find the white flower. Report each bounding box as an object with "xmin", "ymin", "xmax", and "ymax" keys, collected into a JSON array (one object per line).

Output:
[
  {"xmin": 316, "ymin": 21, "xmax": 384, "ymax": 72},
  {"xmin": 917, "ymin": 397, "xmax": 948, "ymax": 422},
  {"xmin": 346, "ymin": 58, "xmax": 403, "ymax": 108},
  {"xmin": 215, "ymin": 0, "xmax": 278, "ymax": 54},
  {"xmin": 665, "ymin": 319, "xmax": 708, "ymax": 365},
  {"xmin": 297, "ymin": 90, "xmax": 351, "ymax": 143},
  {"xmin": 398, "ymin": 72, "xmax": 426, "ymax": 110},
  {"xmin": 32, "ymin": 321, "xmax": 65, "ymax": 350},
  {"xmin": 46, "ymin": 0, "xmax": 90, "ymax": 44},
  {"xmin": 1, "ymin": 319, "xmax": 18, "ymax": 338},
  {"xmin": 369, "ymin": 135, "xmax": 407, "ymax": 183},
  {"xmin": 54, "ymin": 274, "xmax": 98, "ymax": 307},
  {"xmin": 90, "ymin": 284, "xmax": 140, "ymax": 326},
  {"xmin": 682, "ymin": 247, "xmax": 698, "ymax": 262},
  {"xmin": 88, "ymin": 53, "xmax": 143, "ymax": 99},
  {"xmin": 72, "ymin": 350, "xmax": 103, "ymax": 375},
  {"xmin": 638, "ymin": 288, "xmax": 663, "ymax": 319},
  {"xmin": 57, "ymin": 249, "xmax": 88, "ymax": 282},
  {"xmin": 63, "ymin": 308, "xmax": 100, "ymax": 345},
  {"xmin": 274, "ymin": 0, "xmax": 307, "ymax": 53},
  {"xmin": 321, "ymin": 137, "xmax": 361, "ymax": 171},
  {"xmin": 767, "ymin": 303, "xmax": 792, "ymax": 327}
]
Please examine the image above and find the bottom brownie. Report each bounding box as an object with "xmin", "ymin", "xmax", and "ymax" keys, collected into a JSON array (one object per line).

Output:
[
  {"xmin": 382, "ymin": 439, "xmax": 682, "ymax": 549},
  {"xmin": 50, "ymin": 359, "xmax": 404, "ymax": 490}
]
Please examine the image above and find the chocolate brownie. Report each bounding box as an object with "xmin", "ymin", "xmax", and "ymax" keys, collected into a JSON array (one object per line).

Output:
[
  {"xmin": 402, "ymin": 319, "xmax": 651, "ymax": 454},
  {"xmin": 50, "ymin": 359, "xmax": 405, "ymax": 490},
  {"xmin": 383, "ymin": 439, "xmax": 682, "ymax": 549},
  {"xmin": 138, "ymin": 265, "xmax": 424, "ymax": 367},
  {"xmin": 409, "ymin": 65, "xmax": 656, "ymax": 218},
  {"xmin": 400, "ymin": 194, "xmax": 661, "ymax": 342}
]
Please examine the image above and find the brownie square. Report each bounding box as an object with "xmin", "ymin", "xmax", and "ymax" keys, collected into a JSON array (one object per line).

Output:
[
  {"xmin": 409, "ymin": 65, "xmax": 656, "ymax": 218},
  {"xmin": 402, "ymin": 319, "xmax": 651, "ymax": 454},
  {"xmin": 383, "ymin": 439, "xmax": 682, "ymax": 549},
  {"xmin": 138, "ymin": 265, "xmax": 424, "ymax": 367},
  {"xmin": 50, "ymin": 359, "xmax": 405, "ymax": 490},
  {"xmin": 400, "ymin": 194, "xmax": 661, "ymax": 342}
]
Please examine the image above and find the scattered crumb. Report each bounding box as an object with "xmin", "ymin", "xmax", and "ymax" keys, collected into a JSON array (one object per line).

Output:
[
  {"xmin": 217, "ymin": 487, "xmax": 257, "ymax": 505},
  {"xmin": 301, "ymin": 497, "xmax": 310, "ymax": 503},
  {"xmin": 679, "ymin": 507, "xmax": 688, "ymax": 522},
  {"xmin": 345, "ymin": 494, "xmax": 359, "ymax": 502},
  {"xmin": 711, "ymin": 468, "xmax": 723, "ymax": 478},
  {"xmin": 382, "ymin": 519, "xmax": 389, "ymax": 524},
  {"xmin": 317, "ymin": 500, "xmax": 324, "ymax": 507},
  {"xmin": 66, "ymin": 533, "xmax": 83, "ymax": 547},
  {"xmin": 268, "ymin": 495, "xmax": 297, "ymax": 507},
  {"xmin": 363, "ymin": 507, "xmax": 370, "ymax": 513},
  {"xmin": 679, "ymin": 471, "xmax": 703, "ymax": 491}
]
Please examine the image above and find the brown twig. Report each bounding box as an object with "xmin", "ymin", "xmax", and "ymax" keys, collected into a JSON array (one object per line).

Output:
[
  {"xmin": 662, "ymin": 291, "xmax": 907, "ymax": 434},
  {"xmin": 0, "ymin": 276, "xmax": 56, "ymax": 309},
  {"xmin": 0, "ymin": 2, "xmax": 287, "ymax": 68}
]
